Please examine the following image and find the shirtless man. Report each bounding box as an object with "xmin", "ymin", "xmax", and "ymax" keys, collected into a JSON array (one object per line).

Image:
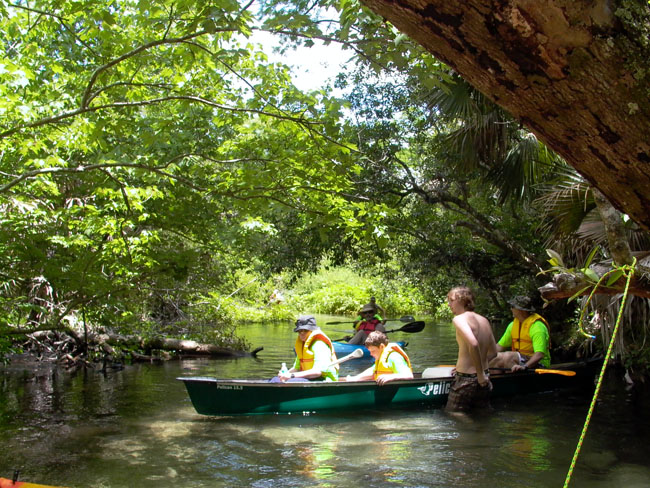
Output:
[{"xmin": 445, "ymin": 286, "xmax": 498, "ymax": 412}]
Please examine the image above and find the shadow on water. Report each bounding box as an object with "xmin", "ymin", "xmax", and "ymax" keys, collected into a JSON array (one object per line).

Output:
[{"xmin": 1, "ymin": 317, "xmax": 650, "ymax": 487}]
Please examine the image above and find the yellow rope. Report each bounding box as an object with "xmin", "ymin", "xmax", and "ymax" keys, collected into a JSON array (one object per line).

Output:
[{"xmin": 563, "ymin": 257, "xmax": 636, "ymax": 487}]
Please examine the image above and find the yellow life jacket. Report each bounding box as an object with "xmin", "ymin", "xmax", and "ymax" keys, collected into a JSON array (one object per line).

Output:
[
  {"xmin": 373, "ymin": 343, "xmax": 412, "ymax": 380},
  {"xmin": 511, "ymin": 313, "xmax": 550, "ymax": 357},
  {"xmin": 294, "ymin": 330, "xmax": 338, "ymax": 381}
]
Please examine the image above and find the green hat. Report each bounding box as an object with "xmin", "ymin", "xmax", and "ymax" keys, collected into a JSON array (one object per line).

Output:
[{"xmin": 508, "ymin": 296, "xmax": 534, "ymax": 312}]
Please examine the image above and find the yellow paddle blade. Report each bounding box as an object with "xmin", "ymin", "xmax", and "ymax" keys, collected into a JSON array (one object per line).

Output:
[
  {"xmin": 434, "ymin": 365, "xmax": 576, "ymax": 376},
  {"xmin": 533, "ymin": 369, "xmax": 576, "ymax": 376},
  {"xmin": 0, "ymin": 478, "xmax": 69, "ymax": 488}
]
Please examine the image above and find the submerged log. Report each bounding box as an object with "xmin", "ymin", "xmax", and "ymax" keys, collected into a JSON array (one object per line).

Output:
[
  {"xmin": 89, "ymin": 331, "xmax": 262, "ymax": 358},
  {"xmin": 6, "ymin": 327, "xmax": 263, "ymax": 363}
]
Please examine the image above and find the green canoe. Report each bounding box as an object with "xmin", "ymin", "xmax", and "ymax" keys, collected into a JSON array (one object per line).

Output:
[{"xmin": 178, "ymin": 359, "xmax": 602, "ymax": 416}]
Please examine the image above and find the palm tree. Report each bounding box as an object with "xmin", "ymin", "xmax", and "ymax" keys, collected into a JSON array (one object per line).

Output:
[{"xmin": 427, "ymin": 77, "xmax": 650, "ymax": 376}]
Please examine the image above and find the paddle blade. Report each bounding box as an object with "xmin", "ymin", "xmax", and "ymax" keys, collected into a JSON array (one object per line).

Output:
[
  {"xmin": 534, "ymin": 369, "xmax": 576, "ymax": 377},
  {"xmin": 329, "ymin": 348, "xmax": 365, "ymax": 367},
  {"xmin": 384, "ymin": 315, "xmax": 415, "ymax": 323},
  {"xmin": 489, "ymin": 367, "xmax": 577, "ymax": 377},
  {"xmin": 386, "ymin": 321, "xmax": 425, "ymax": 334}
]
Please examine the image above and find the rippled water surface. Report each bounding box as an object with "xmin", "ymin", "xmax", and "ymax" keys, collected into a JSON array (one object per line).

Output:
[{"xmin": 1, "ymin": 316, "xmax": 649, "ymax": 487}]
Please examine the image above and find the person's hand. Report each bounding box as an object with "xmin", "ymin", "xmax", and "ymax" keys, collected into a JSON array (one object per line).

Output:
[
  {"xmin": 278, "ymin": 371, "xmax": 291, "ymax": 382},
  {"xmin": 376, "ymin": 375, "xmax": 393, "ymax": 386},
  {"xmin": 511, "ymin": 364, "xmax": 527, "ymax": 373}
]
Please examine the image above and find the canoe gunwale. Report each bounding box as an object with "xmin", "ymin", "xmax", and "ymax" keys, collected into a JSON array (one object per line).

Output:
[{"xmin": 177, "ymin": 358, "xmax": 597, "ymax": 386}]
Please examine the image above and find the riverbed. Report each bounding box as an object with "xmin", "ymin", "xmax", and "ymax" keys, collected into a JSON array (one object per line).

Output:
[{"xmin": 1, "ymin": 317, "xmax": 649, "ymax": 487}]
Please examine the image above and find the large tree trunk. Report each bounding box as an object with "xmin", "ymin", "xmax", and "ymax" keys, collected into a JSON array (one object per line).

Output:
[{"xmin": 360, "ymin": 0, "xmax": 650, "ymax": 231}]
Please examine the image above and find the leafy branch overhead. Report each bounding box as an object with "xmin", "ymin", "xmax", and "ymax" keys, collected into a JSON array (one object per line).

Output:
[{"xmin": 0, "ymin": 0, "xmax": 381, "ymax": 331}]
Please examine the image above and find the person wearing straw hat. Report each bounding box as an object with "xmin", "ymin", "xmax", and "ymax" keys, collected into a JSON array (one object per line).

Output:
[
  {"xmin": 489, "ymin": 295, "xmax": 551, "ymax": 372},
  {"xmin": 348, "ymin": 302, "xmax": 386, "ymax": 345}
]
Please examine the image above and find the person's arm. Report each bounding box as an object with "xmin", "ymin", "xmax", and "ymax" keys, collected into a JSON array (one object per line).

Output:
[
  {"xmin": 376, "ymin": 353, "xmax": 413, "ymax": 385},
  {"xmin": 375, "ymin": 305, "xmax": 387, "ymax": 324},
  {"xmin": 290, "ymin": 356, "xmax": 299, "ymax": 372},
  {"xmin": 352, "ymin": 314, "xmax": 362, "ymax": 329},
  {"xmin": 453, "ymin": 316, "xmax": 488, "ymax": 386},
  {"xmin": 496, "ymin": 322, "xmax": 513, "ymax": 353},
  {"xmin": 375, "ymin": 316, "xmax": 386, "ymax": 333},
  {"xmin": 511, "ymin": 352, "xmax": 544, "ymax": 372},
  {"xmin": 346, "ymin": 365, "xmax": 375, "ymax": 382},
  {"xmin": 487, "ymin": 327, "xmax": 498, "ymax": 363},
  {"xmin": 278, "ymin": 356, "xmax": 300, "ymax": 381}
]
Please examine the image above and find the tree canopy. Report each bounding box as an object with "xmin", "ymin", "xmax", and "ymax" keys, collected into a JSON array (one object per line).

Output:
[{"xmin": 2, "ymin": 0, "xmax": 649, "ymax": 371}]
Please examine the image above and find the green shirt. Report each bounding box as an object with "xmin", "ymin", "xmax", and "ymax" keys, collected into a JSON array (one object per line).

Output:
[{"xmin": 498, "ymin": 320, "xmax": 551, "ymax": 368}]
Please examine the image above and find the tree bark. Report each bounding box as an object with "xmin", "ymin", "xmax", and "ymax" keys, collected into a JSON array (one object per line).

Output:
[
  {"xmin": 538, "ymin": 257, "xmax": 650, "ymax": 300},
  {"xmin": 592, "ymin": 187, "xmax": 634, "ymax": 266},
  {"xmin": 90, "ymin": 332, "xmax": 262, "ymax": 358},
  {"xmin": 360, "ymin": 0, "xmax": 650, "ymax": 231}
]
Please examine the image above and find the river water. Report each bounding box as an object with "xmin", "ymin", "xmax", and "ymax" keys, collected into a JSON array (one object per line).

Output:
[{"xmin": 1, "ymin": 317, "xmax": 650, "ymax": 487}]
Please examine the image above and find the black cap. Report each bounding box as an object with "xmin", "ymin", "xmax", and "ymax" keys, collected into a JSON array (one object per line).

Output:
[{"xmin": 293, "ymin": 315, "xmax": 318, "ymax": 332}]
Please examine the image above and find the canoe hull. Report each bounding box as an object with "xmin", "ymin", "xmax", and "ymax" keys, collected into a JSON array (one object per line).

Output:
[{"xmin": 179, "ymin": 359, "xmax": 601, "ymax": 416}]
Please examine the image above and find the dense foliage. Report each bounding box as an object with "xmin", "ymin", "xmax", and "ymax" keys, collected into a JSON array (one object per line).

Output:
[{"xmin": 1, "ymin": 0, "xmax": 648, "ymax": 371}]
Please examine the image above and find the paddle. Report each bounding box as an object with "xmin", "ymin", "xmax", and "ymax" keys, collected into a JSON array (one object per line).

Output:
[
  {"xmin": 434, "ymin": 365, "xmax": 577, "ymax": 377},
  {"xmin": 325, "ymin": 315, "xmax": 415, "ymax": 325},
  {"xmin": 490, "ymin": 367, "xmax": 576, "ymax": 377},
  {"xmin": 328, "ymin": 348, "xmax": 364, "ymax": 366},
  {"xmin": 334, "ymin": 321, "xmax": 425, "ymax": 342},
  {"xmin": 386, "ymin": 320, "xmax": 425, "ymax": 334}
]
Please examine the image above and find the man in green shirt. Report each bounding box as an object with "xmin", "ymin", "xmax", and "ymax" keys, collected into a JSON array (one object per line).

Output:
[{"xmin": 490, "ymin": 296, "xmax": 551, "ymax": 372}]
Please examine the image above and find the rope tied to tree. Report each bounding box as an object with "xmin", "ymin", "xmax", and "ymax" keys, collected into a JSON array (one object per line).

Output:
[{"xmin": 563, "ymin": 257, "xmax": 636, "ymax": 488}]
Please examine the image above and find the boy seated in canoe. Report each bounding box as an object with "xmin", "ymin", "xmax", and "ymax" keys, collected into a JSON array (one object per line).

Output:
[{"xmin": 345, "ymin": 331, "xmax": 414, "ymax": 385}]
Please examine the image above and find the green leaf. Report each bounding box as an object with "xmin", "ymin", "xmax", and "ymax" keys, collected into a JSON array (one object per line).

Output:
[
  {"xmin": 583, "ymin": 268, "xmax": 600, "ymax": 282},
  {"xmin": 546, "ymin": 249, "xmax": 564, "ymax": 268},
  {"xmin": 583, "ymin": 246, "xmax": 599, "ymax": 269},
  {"xmin": 606, "ymin": 269, "xmax": 625, "ymax": 287},
  {"xmin": 568, "ymin": 286, "xmax": 591, "ymax": 303}
]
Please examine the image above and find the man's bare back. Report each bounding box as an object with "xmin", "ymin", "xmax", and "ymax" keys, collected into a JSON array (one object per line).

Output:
[
  {"xmin": 453, "ymin": 311, "xmax": 497, "ymax": 375},
  {"xmin": 445, "ymin": 287, "xmax": 498, "ymax": 412}
]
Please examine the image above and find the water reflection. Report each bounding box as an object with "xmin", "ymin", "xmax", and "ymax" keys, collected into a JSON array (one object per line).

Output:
[{"xmin": 1, "ymin": 318, "xmax": 650, "ymax": 487}]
